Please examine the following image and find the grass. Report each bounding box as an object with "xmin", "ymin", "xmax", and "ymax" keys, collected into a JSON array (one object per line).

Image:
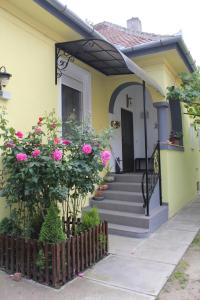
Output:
[
  {"xmin": 169, "ymin": 260, "xmax": 189, "ymax": 289},
  {"xmin": 191, "ymin": 232, "xmax": 200, "ymax": 248}
]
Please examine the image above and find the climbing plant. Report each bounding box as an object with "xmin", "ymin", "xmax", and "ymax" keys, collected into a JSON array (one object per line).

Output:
[{"xmin": 167, "ymin": 69, "xmax": 200, "ymax": 130}]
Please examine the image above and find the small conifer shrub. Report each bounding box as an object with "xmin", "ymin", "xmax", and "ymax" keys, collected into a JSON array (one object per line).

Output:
[{"xmin": 39, "ymin": 203, "xmax": 66, "ymax": 243}]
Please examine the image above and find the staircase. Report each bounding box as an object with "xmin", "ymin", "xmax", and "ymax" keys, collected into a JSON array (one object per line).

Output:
[{"xmin": 89, "ymin": 173, "xmax": 168, "ymax": 238}]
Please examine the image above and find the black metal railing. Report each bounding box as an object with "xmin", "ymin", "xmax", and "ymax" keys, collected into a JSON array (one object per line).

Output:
[{"xmin": 141, "ymin": 141, "xmax": 162, "ymax": 216}]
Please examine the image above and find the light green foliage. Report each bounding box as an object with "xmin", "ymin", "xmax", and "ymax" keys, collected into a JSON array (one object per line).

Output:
[
  {"xmin": 170, "ymin": 260, "xmax": 189, "ymax": 289},
  {"xmin": 36, "ymin": 249, "xmax": 45, "ymax": 270},
  {"xmin": 167, "ymin": 69, "xmax": 200, "ymax": 130},
  {"xmin": 192, "ymin": 232, "xmax": 200, "ymax": 248},
  {"xmin": 81, "ymin": 207, "xmax": 100, "ymax": 231},
  {"xmin": 39, "ymin": 203, "xmax": 65, "ymax": 243}
]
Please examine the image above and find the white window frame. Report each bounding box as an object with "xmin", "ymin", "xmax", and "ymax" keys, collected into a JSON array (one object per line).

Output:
[{"xmin": 58, "ymin": 61, "xmax": 92, "ymax": 123}]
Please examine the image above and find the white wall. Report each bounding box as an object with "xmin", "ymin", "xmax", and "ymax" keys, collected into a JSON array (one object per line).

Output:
[{"xmin": 109, "ymin": 85, "xmax": 158, "ymax": 171}]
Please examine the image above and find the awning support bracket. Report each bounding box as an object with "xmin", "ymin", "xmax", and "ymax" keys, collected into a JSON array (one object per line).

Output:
[{"xmin": 55, "ymin": 46, "xmax": 74, "ymax": 84}]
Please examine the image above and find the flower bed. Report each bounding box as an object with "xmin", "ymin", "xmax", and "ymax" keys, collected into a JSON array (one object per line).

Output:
[{"xmin": 0, "ymin": 221, "xmax": 108, "ymax": 288}]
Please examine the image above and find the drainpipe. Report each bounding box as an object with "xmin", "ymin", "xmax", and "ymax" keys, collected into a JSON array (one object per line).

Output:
[{"xmin": 142, "ymin": 81, "xmax": 149, "ymax": 216}]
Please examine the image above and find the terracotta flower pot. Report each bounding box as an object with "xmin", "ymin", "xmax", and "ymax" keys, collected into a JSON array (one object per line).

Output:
[
  {"xmin": 93, "ymin": 189, "xmax": 104, "ymax": 200},
  {"xmin": 99, "ymin": 184, "xmax": 109, "ymax": 191}
]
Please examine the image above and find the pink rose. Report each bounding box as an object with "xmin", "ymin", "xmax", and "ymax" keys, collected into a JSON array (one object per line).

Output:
[
  {"xmin": 15, "ymin": 131, "xmax": 24, "ymax": 139},
  {"xmin": 82, "ymin": 144, "xmax": 92, "ymax": 155},
  {"xmin": 35, "ymin": 127, "xmax": 42, "ymax": 134},
  {"xmin": 52, "ymin": 149, "xmax": 62, "ymax": 161},
  {"xmin": 32, "ymin": 149, "xmax": 41, "ymax": 158},
  {"xmin": 62, "ymin": 139, "xmax": 71, "ymax": 145},
  {"xmin": 101, "ymin": 150, "xmax": 111, "ymax": 166},
  {"xmin": 53, "ymin": 137, "xmax": 61, "ymax": 144},
  {"xmin": 16, "ymin": 153, "xmax": 28, "ymax": 161},
  {"xmin": 5, "ymin": 140, "xmax": 16, "ymax": 149}
]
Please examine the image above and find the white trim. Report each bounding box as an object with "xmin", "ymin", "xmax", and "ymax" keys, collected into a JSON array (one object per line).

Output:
[
  {"xmin": 189, "ymin": 125, "xmax": 195, "ymax": 150},
  {"xmin": 58, "ymin": 61, "xmax": 92, "ymax": 123}
]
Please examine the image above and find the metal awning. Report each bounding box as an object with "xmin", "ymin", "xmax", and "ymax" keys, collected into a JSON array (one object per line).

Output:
[{"xmin": 55, "ymin": 38, "xmax": 164, "ymax": 96}]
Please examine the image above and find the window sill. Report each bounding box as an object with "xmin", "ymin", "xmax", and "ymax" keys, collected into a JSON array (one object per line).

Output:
[{"xmin": 160, "ymin": 142, "xmax": 184, "ymax": 152}]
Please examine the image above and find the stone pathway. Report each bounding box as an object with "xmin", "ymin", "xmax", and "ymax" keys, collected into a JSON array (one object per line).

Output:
[{"xmin": 1, "ymin": 196, "xmax": 200, "ymax": 300}]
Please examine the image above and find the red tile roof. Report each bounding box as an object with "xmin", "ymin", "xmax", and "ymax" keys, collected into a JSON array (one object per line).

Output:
[{"xmin": 94, "ymin": 21, "xmax": 173, "ymax": 48}]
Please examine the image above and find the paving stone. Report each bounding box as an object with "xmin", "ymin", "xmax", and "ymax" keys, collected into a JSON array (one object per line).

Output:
[
  {"xmin": 109, "ymin": 234, "xmax": 145, "ymax": 256},
  {"xmin": 0, "ymin": 272, "xmax": 154, "ymax": 300},
  {"xmin": 133, "ymin": 237, "xmax": 189, "ymax": 265},
  {"xmin": 84, "ymin": 254, "xmax": 174, "ymax": 296},
  {"xmin": 151, "ymin": 228, "xmax": 197, "ymax": 245}
]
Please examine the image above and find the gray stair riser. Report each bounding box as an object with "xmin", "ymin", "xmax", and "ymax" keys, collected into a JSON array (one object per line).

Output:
[
  {"xmin": 150, "ymin": 205, "xmax": 168, "ymax": 232},
  {"xmin": 90, "ymin": 200, "xmax": 145, "ymax": 214},
  {"xmin": 103, "ymin": 191, "xmax": 143, "ymax": 202},
  {"xmin": 108, "ymin": 183, "xmax": 142, "ymax": 192},
  {"xmin": 108, "ymin": 227, "xmax": 149, "ymax": 238},
  {"xmin": 114, "ymin": 175, "xmax": 143, "ymax": 183},
  {"xmin": 99, "ymin": 212, "xmax": 149, "ymax": 228}
]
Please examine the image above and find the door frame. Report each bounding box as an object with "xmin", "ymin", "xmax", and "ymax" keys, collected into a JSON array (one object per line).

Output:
[{"xmin": 121, "ymin": 108, "xmax": 134, "ymax": 172}]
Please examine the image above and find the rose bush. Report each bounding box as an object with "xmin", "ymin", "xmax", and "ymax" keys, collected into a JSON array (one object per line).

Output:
[{"xmin": 0, "ymin": 108, "xmax": 111, "ymax": 238}]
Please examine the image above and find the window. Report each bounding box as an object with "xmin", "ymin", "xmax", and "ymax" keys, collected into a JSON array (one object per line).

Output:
[
  {"xmin": 59, "ymin": 62, "xmax": 92, "ymax": 136},
  {"xmin": 169, "ymin": 99, "xmax": 183, "ymax": 146},
  {"xmin": 62, "ymin": 85, "xmax": 82, "ymax": 135}
]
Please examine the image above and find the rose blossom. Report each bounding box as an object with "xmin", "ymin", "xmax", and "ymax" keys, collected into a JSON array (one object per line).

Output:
[
  {"xmin": 15, "ymin": 131, "xmax": 24, "ymax": 139},
  {"xmin": 62, "ymin": 139, "xmax": 71, "ymax": 145},
  {"xmin": 101, "ymin": 150, "xmax": 111, "ymax": 166},
  {"xmin": 37, "ymin": 117, "xmax": 43, "ymax": 126},
  {"xmin": 35, "ymin": 127, "xmax": 42, "ymax": 134},
  {"xmin": 32, "ymin": 149, "xmax": 41, "ymax": 158},
  {"xmin": 82, "ymin": 144, "xmax": 92, "ymax": 155},
  {"xmin": 52, "ymin": 149, "xmax": 63, "ymax": 161},
  {"xmin": 54, "ymin": 137, "xmax": 61, "ymax": 144},
  {"xmin": 16, "ymin": 153, "xmax": 28, "ymax": 161},
  {"xmin": 5, "ymin": 140, "xmax": 16, "ymax": 149}
]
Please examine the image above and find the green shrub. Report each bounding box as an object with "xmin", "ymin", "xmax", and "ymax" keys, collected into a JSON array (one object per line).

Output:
[
  {"xmin": 0, "ymin": 211, "xmax": 21, "ymax": 236},
  {"xmin": 36, "ymin": 249, "xmax": 45, "ymax": 270},
  {"xmin": 39, "ymin": 203, "xmax": 66, "ymax": 243},
  {"xmin": 81, "ymin": 207, "xmax": 100, "ymax": 231}
]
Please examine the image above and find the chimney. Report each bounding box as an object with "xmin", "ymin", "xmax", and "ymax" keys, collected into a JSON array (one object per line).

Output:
[{"xmin": 127, "ymin": 17, "xmax": 142, "ymax": 32}]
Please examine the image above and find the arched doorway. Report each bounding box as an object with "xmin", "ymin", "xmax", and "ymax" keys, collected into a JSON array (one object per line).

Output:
[{"xmin": 109, "ymin": 82, "xmax": 158, "ymax": 173}]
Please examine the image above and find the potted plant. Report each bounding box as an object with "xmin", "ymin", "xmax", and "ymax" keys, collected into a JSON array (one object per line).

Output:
[
  {"xmin": 169, "ymin": 131, "xmax": 183, "ymax": 145},
  {"xmin": 104, "ymin": 167, "xmax": 115, "ymax": 183},
  {"xmin": 93, "ymin": 188, "xmax": 105, "ymax": 200}
]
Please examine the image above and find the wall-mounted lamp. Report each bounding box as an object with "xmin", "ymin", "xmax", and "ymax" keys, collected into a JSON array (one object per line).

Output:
[
  {"xmin": 111, "ymin": 120, "xmax": 120, "ymax": 129},
  {"xmin": 0, "ymin": 66, "xmax": 12, "ymax": 100},
  {"xmin": 126, "ymin": 94, "xmax": 133, "ymax": 108}
]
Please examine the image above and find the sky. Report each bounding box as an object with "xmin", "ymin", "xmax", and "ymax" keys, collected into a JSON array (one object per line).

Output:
[{"xmin": 60, "ymin": 0, "xmax": 200, "ymax": 66}]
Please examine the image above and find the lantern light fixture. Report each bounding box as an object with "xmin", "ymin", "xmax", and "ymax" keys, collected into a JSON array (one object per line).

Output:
[{"xmin": 0, "ymin": 66, "xmax": 12, "ymax": 90}]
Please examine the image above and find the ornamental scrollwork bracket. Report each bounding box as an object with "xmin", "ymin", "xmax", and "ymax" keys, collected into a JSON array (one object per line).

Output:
[{"xmin": 55, "ymin": 47, "xmax": 75, "ymax": 84}]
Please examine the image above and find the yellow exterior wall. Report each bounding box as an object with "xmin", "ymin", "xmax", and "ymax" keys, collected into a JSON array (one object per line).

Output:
[{"xmin": 151, "ymin": 63, "xmax": 200, "ymax": 216}]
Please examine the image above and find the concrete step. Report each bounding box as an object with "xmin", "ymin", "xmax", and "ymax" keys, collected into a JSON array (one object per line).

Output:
[
  {"xmin": 114, "ymin": 173, "xmax": 143, "ymax": 183},
  {"xmin": 108, "ymin": 182, "xmax": 142, "ymax": 193},
  {"xmin": 103, "ymin": 190, "xmax": 143, "ymax": 202},
  {"xmin": 98, "ymin": 208, "xmax": 149, "ymax": 228},
  {"xmin": 98, "ymin": 204, "xmax": 168, "ymax": 229},
  {"xmin": 90, "ymin": 198, "xmax": 145, "ymax": 214},
  {"xmin": 108, "ymin": 223, "xmax": 149, "ymax": 238}
]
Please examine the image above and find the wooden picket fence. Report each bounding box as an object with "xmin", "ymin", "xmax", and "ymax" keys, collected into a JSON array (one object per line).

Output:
[{"xmin": 0, "ymin": 221, "xmax": 108, "ymax": 288}]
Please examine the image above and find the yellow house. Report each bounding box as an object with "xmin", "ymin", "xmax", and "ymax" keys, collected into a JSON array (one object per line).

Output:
[{"xmin": 0, "ymin": 0, "xmax": 199, "ymax": 237}]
